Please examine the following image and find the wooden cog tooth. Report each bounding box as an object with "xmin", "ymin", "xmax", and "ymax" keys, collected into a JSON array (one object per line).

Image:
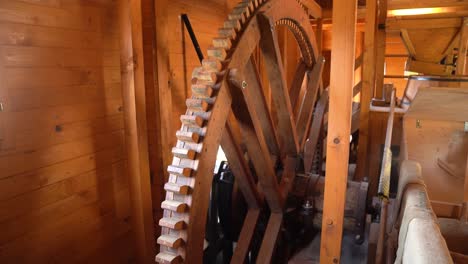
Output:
[
  {"xmin": 159, "ymin": 217, "xmax": 186, "ymax": 230},
  {"xmin": 186, "ymin": 98, "xmax": 209, "ymax": 112},
  {"xmin": 218, "ymin": 27, "xmax": 237, "ymax": 39},
  {"xmin": 228, "ymin": 13, "xmax": 245, "ymax": 24},
  {"xmin": 172, "ymin": 147, "xmax": 196, "ymax": 159},
  {"xmin": 191, "ymin": 84, "xmax": 214, "ymax": 98},
  {"xmin": 213, "ymin": 37, "xmax": 232, "ymax": 49},
  {"xmin": 167, "ymin": 165, "xmax": 193, "ymax": 177},
  {"xmin": 157, "ymin": 235, "xmax": 184, "ymax": 249},
  {"xmin": 224, "ymin": 19, "xmax": 241, "ymax": 31},
  {"xmin": 176, "ymin": 130, "xmax": 200, "ymax": 143},
  {"xmin": 155, "ymin": 252, "xmax": 182, "ymax": 264},
  {"xmin": 164, "ymin": 182, "xmax": 190, "ymax": 195},
  {"xmin": 202, "ymin": 58, "xmax": 222, "ymax": 71},
  {"xmin": 191, "ymin": 67, "xmax": 217, "ymax": 83},
  {"xmin": 161, "ymin": 200, "xmax": 187, "ymax": 213},
  {"xmin": 180, "ymin": 114, "xmax": 204, "ymax": 128},
  {"xmin": 207, "ymin": 46, "xmax": 227, "ymax": 60}
]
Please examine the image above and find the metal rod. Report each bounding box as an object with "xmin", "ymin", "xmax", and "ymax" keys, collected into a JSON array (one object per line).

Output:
[
  {"xmin": 375, "ymin": 88, "xmax": 396, "ymax": 264},
  {"xmin": 181, "ymin": 14, "xmax": 204, "ymax": 63}
]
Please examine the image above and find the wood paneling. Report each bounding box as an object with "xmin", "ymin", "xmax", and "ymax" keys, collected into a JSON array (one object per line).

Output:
[{"xmin": 0, "ymin": 1, "xmax": 134, "ymax": 263}]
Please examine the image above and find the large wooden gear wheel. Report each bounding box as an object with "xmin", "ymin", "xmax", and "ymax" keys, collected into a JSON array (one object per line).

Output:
[{"xmin": 156, "ymin": 0, "xmax": 323, "ymax": 263}]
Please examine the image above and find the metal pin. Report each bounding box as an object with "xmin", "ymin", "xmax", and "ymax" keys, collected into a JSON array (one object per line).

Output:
[
  {"xmin": 416, "ymin": 119, "xmax": 422, "ymax": 128},
  {"xmin": 242, "ymin": 81, "xmax": 247, "ymax": 89}
]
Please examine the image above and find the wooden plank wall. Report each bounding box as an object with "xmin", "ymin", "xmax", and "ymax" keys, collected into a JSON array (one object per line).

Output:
[
  {"xmin": 0, "ymin": 1, "xmax": 133, "ymax": 263},
  {"xmin": 0, "ymin": 0, "xmax": 234, "ymax": 262}
]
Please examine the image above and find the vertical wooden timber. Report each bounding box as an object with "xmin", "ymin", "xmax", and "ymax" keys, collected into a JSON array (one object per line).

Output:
[
  {"xmin": 154, "ymin": 0, "xmax": 174, "ymax": 182},
  {"xmin": 320, "ymin": 0, "xmax": 357, "ymax": 262},
  {"xmin": 374, "ymin": 0, "xmax": 387, "ymax": 98},
  {"xmin": 118, "ymin": 0, "xmax": 156, "ymax": 262},
  {"xmin": 316, "ymin": 18, "xmax": 324, "ymax": 54},
  {"xmin": 463, "ymin": 155, "xmax": 468, "ymax": 221},
  {"xmin": 355, "ymin": 0, "xmax": 378, "ymax": 181},
  {"xmin": 457, "ymin": 18, "xmax": 468, "ymax": 75}
]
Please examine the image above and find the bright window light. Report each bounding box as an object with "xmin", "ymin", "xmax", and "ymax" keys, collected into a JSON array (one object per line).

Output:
[{"xmin": 388, "ymin": 7, "xmax": 446, "ymax": 16}]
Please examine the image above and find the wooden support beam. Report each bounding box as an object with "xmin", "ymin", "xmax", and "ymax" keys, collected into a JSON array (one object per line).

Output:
[
  {"xmin": 231, "ymin": 209, "xmax": 261, "ymax": 263},
  {"xmin": 457, "ymin": 17, "xmax": 468, "ymax": 75},
  {"xmin": 355, "ymin": 0, "xmax": 377, "ymax": 182},
  {"xmin": 406, "ymin": 58, "xmax": 453, "ymax": 75},
  {"xmin": 154, "ymin": 0, "xmax": 174, "ymax": 181},
  {"xmin": 221, "ymin": 121, "xmax": 262, "ymax": 209},
  {"xmin": 316, "ymin": 18, "xmax": 324, "ymax": 54},
  {"xmin": 257, "ymin": 213, "xmax": 283, "ymax": 264},
  {"xmin": 258, "ymin": 13, "xmax": 300, "ymax": 156},
  {"xmin": 118, "ymin": 0, "xmax": 156, "ymax": 262},
  {"xmin": 374, "ymin": 0, "xmax": 388, "ymax": 99},
  {"xmin": 400, "ymin": 29, "xmax": 417, "ymax": 57},
  {"xmin": 320, "ymin": 0, "xmax": 357, "ymax": 262},
  {"xmin": 296, "ymin": 56, "xmax": 325, "ymax": 147}
]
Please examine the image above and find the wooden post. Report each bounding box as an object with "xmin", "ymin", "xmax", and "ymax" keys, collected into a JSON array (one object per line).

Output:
[
  {"xmin": 463, "ymin": 154, "xmax": 468, "ymax": 222},
  {"xmin": 319, "ymin": 0, "xmax": 357, "ymax": 262},
  {"xmin": 118, "ymin": 0, "xmax": 156, "ymax": 262},
  {"xmin": 355, "ymin": 0, "xmax": 378, "ymax": 181},
  {"xmin": 456, "ymin": 18, "xmax": 468, "ymax": 75},
  {"xmin": 374, "ymin": 0, "xmax": 387, "ymax": 99},
  {"xmin": 154, "ymin": 0, "xmax": 174, "ymax": 181},
  {"xmin": 317, "ymin": 18, "xmax": 324, "ymax": 54}
]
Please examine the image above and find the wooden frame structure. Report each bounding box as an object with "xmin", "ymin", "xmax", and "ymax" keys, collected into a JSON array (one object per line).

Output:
[{"xmin": 154, "ymin": 1, "xmax": 327, "ymax": 263}]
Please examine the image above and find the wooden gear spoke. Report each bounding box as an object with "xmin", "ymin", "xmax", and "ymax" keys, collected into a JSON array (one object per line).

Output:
[
  {"xmin": 289, "ymin": 59, "xmax": 308, "ymax": 110},
  {"xmin": 228, "ymin": 75, "xmax": 284, "ymax": 212},
  {"xmin": 257, "ymin": 12, "xmax": 300, "ymax": 157},
  {"xmin": 221, "ymin": 119, "xmax": 262, "ymax": 209},
  {"xmin": 296, "ymin": 55, "xmax": 325, "ymax": 148}
]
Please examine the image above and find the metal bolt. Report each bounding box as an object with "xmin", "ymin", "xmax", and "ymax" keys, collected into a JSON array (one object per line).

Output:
[
  {"xmin": 242, "ymin": 81, "xmax": 248, "ymax": 89},
  {"xmin": 416, "ymin": 119, "xmax": 422, "ymax": 128},
  {"xmin": 333, "ymin": 137, "xmax": 340, "ymax": 144}
]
